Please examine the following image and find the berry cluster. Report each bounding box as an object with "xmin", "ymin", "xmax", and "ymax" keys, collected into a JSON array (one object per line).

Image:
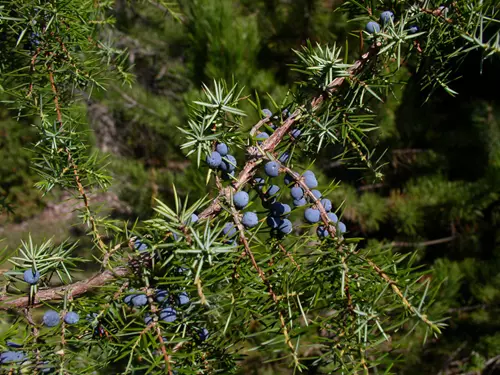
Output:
[
  {"xmin": 205, "ymin": 142, "xmax": 237, "ymax": 180},
  {"xmin": 365, "ymin": 10, "xmax": 419, "ymax": 35}
]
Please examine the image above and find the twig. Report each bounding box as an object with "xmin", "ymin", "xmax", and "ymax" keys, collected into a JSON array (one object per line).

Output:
[
  {"xmin": 386, "ymin": 236, "xmax": 455, "ymax": 248},
  {"xmin": 0, "ymin": 267, "xmax": 129, "ymax": 310}
]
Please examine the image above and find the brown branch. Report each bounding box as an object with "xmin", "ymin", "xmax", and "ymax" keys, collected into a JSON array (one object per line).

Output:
[
  {"xmin": 386, "ymin": 236, "xmax": 455, "ymax": 248},
  {"xmin": 0, "ymin": 267, "xmax": 129, "ymax": 310}
]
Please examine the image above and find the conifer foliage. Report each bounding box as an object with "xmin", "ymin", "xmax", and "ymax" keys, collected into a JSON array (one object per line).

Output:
[{"xmin": 0, "ymin": 1, "xmax": 498, "ymax": 374}]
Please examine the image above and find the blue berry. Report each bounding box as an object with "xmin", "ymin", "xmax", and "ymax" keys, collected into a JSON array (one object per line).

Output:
[
  {"xmin": 124, "ymin": 293, "xmax": 137, "ymax": 305},
  {"xmin": 284, "ymin": 174, "xmax": 294, "ymax": 185},
  {"xmin": 223, "ymin": 222, "xmax": 237, "ymax": 238},
  {"xmin": 177, "ymin": 292, "xmax": 190, "ymax": 306},
  {"xmin": 256, "ymin": 132, "xmax": 269, "ymax": 143},
  {"xmin": 278, "ymin": 219, "xmax": 293, "ymax": 234},
  {"xmin": 0, "ymin": 351, "xmax": 26, "ymax": 364},
  {"xmin": 216, "ymin": 143, "xmax": 228, "ymax": 156},
  {"xmin": 282, "ymin": 109, "xmax": 290, "ymax": 118},
  {"xmin": 380, "ymin": 11, "xmax": 394, "ymax": 25},
  {"xmin": 317, "ymin": 226, "xmax": 329, "ymax": 238},
  {"xmin": 23, "ymin": 269, "xmax": 40, "ymax": 285},
  {"xmin": 291, "ymin": 186, "xmax": 304, "ymax": 200},
  {"xmin": 38, "ymin": 360, "xmax": 54, "ymax": 373},
  {"xmin": 132, "ymin": 294, "xmax": 148, "ymax": 307},
  {"xmin": 304, "ymin": 208, "xmax": 320, "ymax": 223},
  {"xmin": 408, "ymin": 25, "xmax": 419, "ymax": 34},
  {"xmin": 266, "ymin": 185, "xmax": 280, "ymax": 197},
  {"xmin": 278, "ymin": 152, "xmax": 290, "ymax": 163},
  {"xmin": 327, "ymin": 212, "xmax": 338, "ymax": 223},
  {"xmin": 303, "ymin": 171, "xmax": 318, "ymax": 189},
  {"xmin": 266, "ymin": 216, "xmax": 282, "ymax": 229},
  {"xmin": 291, "ymin": 129, "xmax": 301, "ymax": 139},
  {"xmin": 64, "ymin": 312, "xmax": 79, "ymax": 325},
  {"xmin": 242, "ymin": 212, "xmax": 259, "ymax": 228},
  {"xmin": 43, "ymin": 310, "xmax": 60, "ymax": 327},
  {"xmin": 262, "ymin": 108, "xmax": 272, "ymax": 118},
  {"xmin": 293, "ymin": 198, "xmax": 307, "ymax": 207},
  {"xmin": 311, "ymin": 190, "xmax": 322, "ymax": 200},
  {"xmin": 134, "ymin": 239, "xmax": 148, "ymax": 252},
  {"xmin": 270, "ymin": 202, "xmax": 286, "ymax": 216},
  {"xmin": 199, "ymin": 328, "xmax": 209, "ymax": 341},
  {"xmin": 144, "ymin": 314, "xmax": 153, "ymax": 325},
  {"xmin": 6, "ymin": 341, "xmax": 22, "ymax": 349},
  {"xmin": 366, "ymin": 21, "xmax": 381, "ymax": 34},
  {"xmin": 190, "ymin": 213, "xmax": 199, "ymax": 224},
  {"xmin": 155, "ymin": 289, "xmax": 168, "ymax": 303},
  {"xmin": 220, "ymin": 155, "xmax": 237, "ymax": 172},
  {"xmin": 206, "ymin": 151, "xmax": 222, "ymax": 169},
  {"xmin": 160, "ymin": 307, "xmax": 177, "ymax": 323},
  {"xmin": 233, "ymin": 191, "xmax": 249, "ymax": 209},
  {"xmin": 338, "ymin": 222, "xmax": 347, "ymax": 234},
  {"xmin": 264, "ymin": 161, "xmax": 280, "ymax": 177},
  {"xmin": 320, "ymin": 198, "xmax": 332, "ymax": 212}
]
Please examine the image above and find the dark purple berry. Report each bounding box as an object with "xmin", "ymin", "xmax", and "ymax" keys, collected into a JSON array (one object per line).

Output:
[
  {"xmin": 317, "ymin": 226, "xmax": 329, "ymax": 238},
  {"xmin": 291, "ymin": 129, "xmax": 301, "ymax": 139},
  {"xmin": 267, "ymin": 216, "xmax": 282, "ymax": 229}
]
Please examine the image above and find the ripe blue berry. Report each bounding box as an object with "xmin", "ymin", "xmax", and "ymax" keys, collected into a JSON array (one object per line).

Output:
[
  {"xmin": 291, "ymin": 186, "xmax": 303, "ymax": 200},
  {"xmin": 320, "ymin": 198, "xmax": 332, "ymax": 212},
  {"xmin": 144, "ymin": 314, "xmax": 153, "ymax": 325},
  {"xmin": 264, "ymin": 161, "xmax": 280, "ymax": 177},
  {"xmin": 291, "ymin": 129, "xmax": 301, "ymax": 139},
  {"xmin": 206, "ymin": 151, "xmax": 222, "ymax": 169},
  {"xmin": 23, "ymin": 269, "xmax": 40, "ymax": 285},
  {"xmin": 160, "ymin": 307, "xmax": 177, "ymax": 323},
  {"xmin": 199, "ymin": 328, "xmax": 209, "ymax": 341},
  {"xmin": 408, "ymin": 25, "xmax": 419, "ymax": 34},
  {"xmin": 6, "ymin": 341, "xmax": 22, "ymax": 349},
  {"xmin": 256, "ymin": 132, "xmax": 269, "ymax": 143},
  {"xmin": 278, "ymin": 152, "xmax": 290, "ymax": 163},
  {"xmin": 132, "ymin": 294, "xmax": 148, "ymax": 307},
  {"xmin": 327, "ymin": 212, "xmax": 338, "ymax": 223},
  {"xmin": 0, "ymin": 351, "xmax": 26, "ymax": 364},
  {"xmin": 311, "ymin": 189, "xmax": 322, "ymax": 200},
  {"xmin": 380, "ymin": 11, "xmax": 394, "ymax": 25},
  {"xmin": 284, "ymin": 174, "xmax": 294, "ymax": 185},
  {"xmin": 303, "ymin": 171, "xmax": 318, "ymax": 189},
  {"xmin": 267, "ymin": 215, "xmax": 282, "ymax": 229},
  {"xmin": 155, "ymin": 289, "xmax": 168, "ymax": 303},
  {"xmin": 304, "ymin": 208, "xmax": 320, "ymax": 223},
  {"xmin": 43, "ymin": 310, "xmax": 60, "ymax": 327},
  {"xmin": 262, "ymin": 108, "xmax": 272, "ymax": 118},
  {"xmin": 64, "ymin": 312, "xmax": 79, "ymax": 325},
  {"xmin": 266, "ymin": 185, "xmax": 280, "ymax": 197},
  {"xmin": 293, "ymin": 198, "xmax": 307, "ymax": 207},
  {"xmin": 216, "ymin": 143, "xmax": 228, "ymax": 156},
  {"xmin": 242, "ymin": 212, "xmax": 259, "ymax": 228},
  {"xmin": 134, "ymin": 239, "xmax": 148, "ymax": 252},
  {"xmin": 220, "ymin": 155, "xmax": 237, "ymax": 172},
  {"xmin": 233, "ymin": 191, "xmax": 249, "ymax": 209},
  {"xmin": 190, "ymin": 213, "xmax": 199, "ymax": 224},
  {"xmin": 366, "ymin": 21, "xmax": 381, "ymax": 34},
  {"xmin": 338, "ymin": 221, "xmax": 347, "ymax": 234},
  {"xmin": 123, "ymin": 293, "xmax": 135, "ymax": 305},
  {"xmin": 317, "ymin": 226, "xmax": 329, "ymax": 238},
  {"xmin": 278, "ymin": 219, "xmax": 293, "ymax": 234},
  {"xmin": 223, "ymin": 222, "xmax": 237, "ymax": 238},
  {"xmin": 177, "ymin": 292, "xmax": 190, "ymax": 306}
]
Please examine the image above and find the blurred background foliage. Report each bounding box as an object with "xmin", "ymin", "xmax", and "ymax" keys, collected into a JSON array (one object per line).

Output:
[{"xmin": 0, "ymin": 0, "xmax": 499, "ymax": 373}]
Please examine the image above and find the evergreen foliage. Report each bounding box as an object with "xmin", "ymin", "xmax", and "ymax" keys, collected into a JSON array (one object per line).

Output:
[{"xmin": 0, "ymin": 1, "xmax": 498, "ymax": 374}]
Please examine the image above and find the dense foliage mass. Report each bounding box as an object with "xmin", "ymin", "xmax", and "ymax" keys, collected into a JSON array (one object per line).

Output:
[{"xmin": 0, "ymin": 0, "xmax": 499, "ymax": 374}]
